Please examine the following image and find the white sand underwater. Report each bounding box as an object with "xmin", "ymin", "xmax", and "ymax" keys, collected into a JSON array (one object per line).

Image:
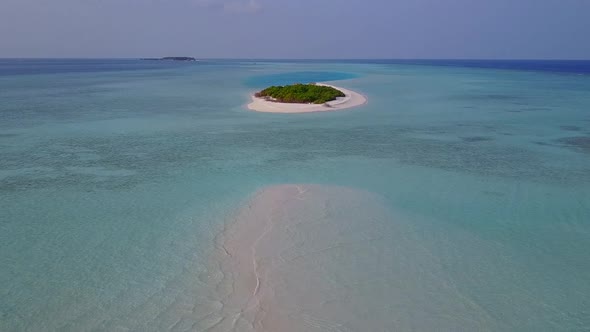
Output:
[{"xmin": 203, "ymin": 184, "xmax": 499, "ymax": 331}]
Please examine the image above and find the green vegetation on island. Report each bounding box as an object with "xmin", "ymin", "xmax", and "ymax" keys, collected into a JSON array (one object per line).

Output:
[{"xmin": 255, "ymin": 83, "xmax": 345, "ymax": 104}]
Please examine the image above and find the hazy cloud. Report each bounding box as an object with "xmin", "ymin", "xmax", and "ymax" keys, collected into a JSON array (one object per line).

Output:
[{"xmin": 193, "ymin": 0, "xmax": 261, "ymax": 13}]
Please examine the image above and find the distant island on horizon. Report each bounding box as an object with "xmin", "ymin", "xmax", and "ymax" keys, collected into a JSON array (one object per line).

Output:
[{"xmin": 141, "ymin": 57, "xmax": 197, "ymax": 61}]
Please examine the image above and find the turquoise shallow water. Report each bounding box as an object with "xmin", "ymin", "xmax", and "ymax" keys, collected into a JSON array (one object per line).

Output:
[{"xmin": 1, "ymin": 60, "xmax": 590, "ymax": 331}]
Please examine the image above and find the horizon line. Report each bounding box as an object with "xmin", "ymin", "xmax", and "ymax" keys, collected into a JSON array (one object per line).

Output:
[{"xmin": 1, "ymin": 57, "xmax": 589, "ymax": 61}]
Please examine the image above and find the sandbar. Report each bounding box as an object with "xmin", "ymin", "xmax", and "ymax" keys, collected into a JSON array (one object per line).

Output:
[
  {"xmin": 247, "ymin": 83, "xmax": 367, "ymax": 113},
  {"xmin": 203, "ymin": 184, "xmax": 498, "ymax": 331}
]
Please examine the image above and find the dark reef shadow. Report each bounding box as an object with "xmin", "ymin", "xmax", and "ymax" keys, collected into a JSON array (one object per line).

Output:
[
  {"xmin": 560, "ymin": 125, "xmax": 582, "ymax": 132},
  {"xmin": 556, "ymin": 136, "xmax": 590, "ymax": 153},
  {"xmin": 461, "ymin": 136, "xmax": 494, "ymax": 143}
]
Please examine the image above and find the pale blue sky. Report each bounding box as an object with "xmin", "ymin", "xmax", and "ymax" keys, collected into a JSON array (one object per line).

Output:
[{"xmin": 1, "ymin": 0, "xmax": 589, "ymax": 59}]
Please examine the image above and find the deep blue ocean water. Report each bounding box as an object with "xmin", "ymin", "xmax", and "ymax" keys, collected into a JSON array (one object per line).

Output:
[
  {"xmin": 0, "ymin": 58, "xmax": 203, "ymax": 76},
  {"xmin": 1, "ymin": 59, "xmax": 589, "ymax": 331},
  {"xmin": 332, "ymin": 59, "xmax": 590, "ymax": 75},
  {"xmin": 3, "ymin": 59, "xmax": 590, "ymax": 77}
]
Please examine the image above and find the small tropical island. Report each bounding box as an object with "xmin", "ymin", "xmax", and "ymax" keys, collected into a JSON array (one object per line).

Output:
[
  {"xmin": 142, "ymin": 57, "xmax": 197, "ymax": 61},
  {"xmin": 255, "ymin": 83, "xmax": 345, "ymax": 104},
  {"xmin": 248, "ymin": 82, "xmax": 367, "ymax": 113}
]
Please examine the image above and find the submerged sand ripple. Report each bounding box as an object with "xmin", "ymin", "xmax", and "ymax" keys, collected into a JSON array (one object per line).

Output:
[{"xmin": 206, "ymin": 184, "xmax": 499, "ymax": 331}]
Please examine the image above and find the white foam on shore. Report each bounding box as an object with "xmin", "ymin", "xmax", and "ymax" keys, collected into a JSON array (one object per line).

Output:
[
  {"xmin": 247, "ymin": 83, "xmax": 367, "ymax": 113},
  {"xmin": 203, "ymin": 184, "xmax": 499, "ymax": 331}
]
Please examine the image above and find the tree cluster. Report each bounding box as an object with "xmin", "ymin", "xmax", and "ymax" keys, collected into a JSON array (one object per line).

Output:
[{"xmin": 255, "ymin": 84, "xmax": 345, "ymax": 104}]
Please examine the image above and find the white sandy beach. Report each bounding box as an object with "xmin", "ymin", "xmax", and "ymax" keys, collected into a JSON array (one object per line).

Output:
[{"xmin": 247, "ymin": 83, "xmax": 367, "ymax": 113}]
